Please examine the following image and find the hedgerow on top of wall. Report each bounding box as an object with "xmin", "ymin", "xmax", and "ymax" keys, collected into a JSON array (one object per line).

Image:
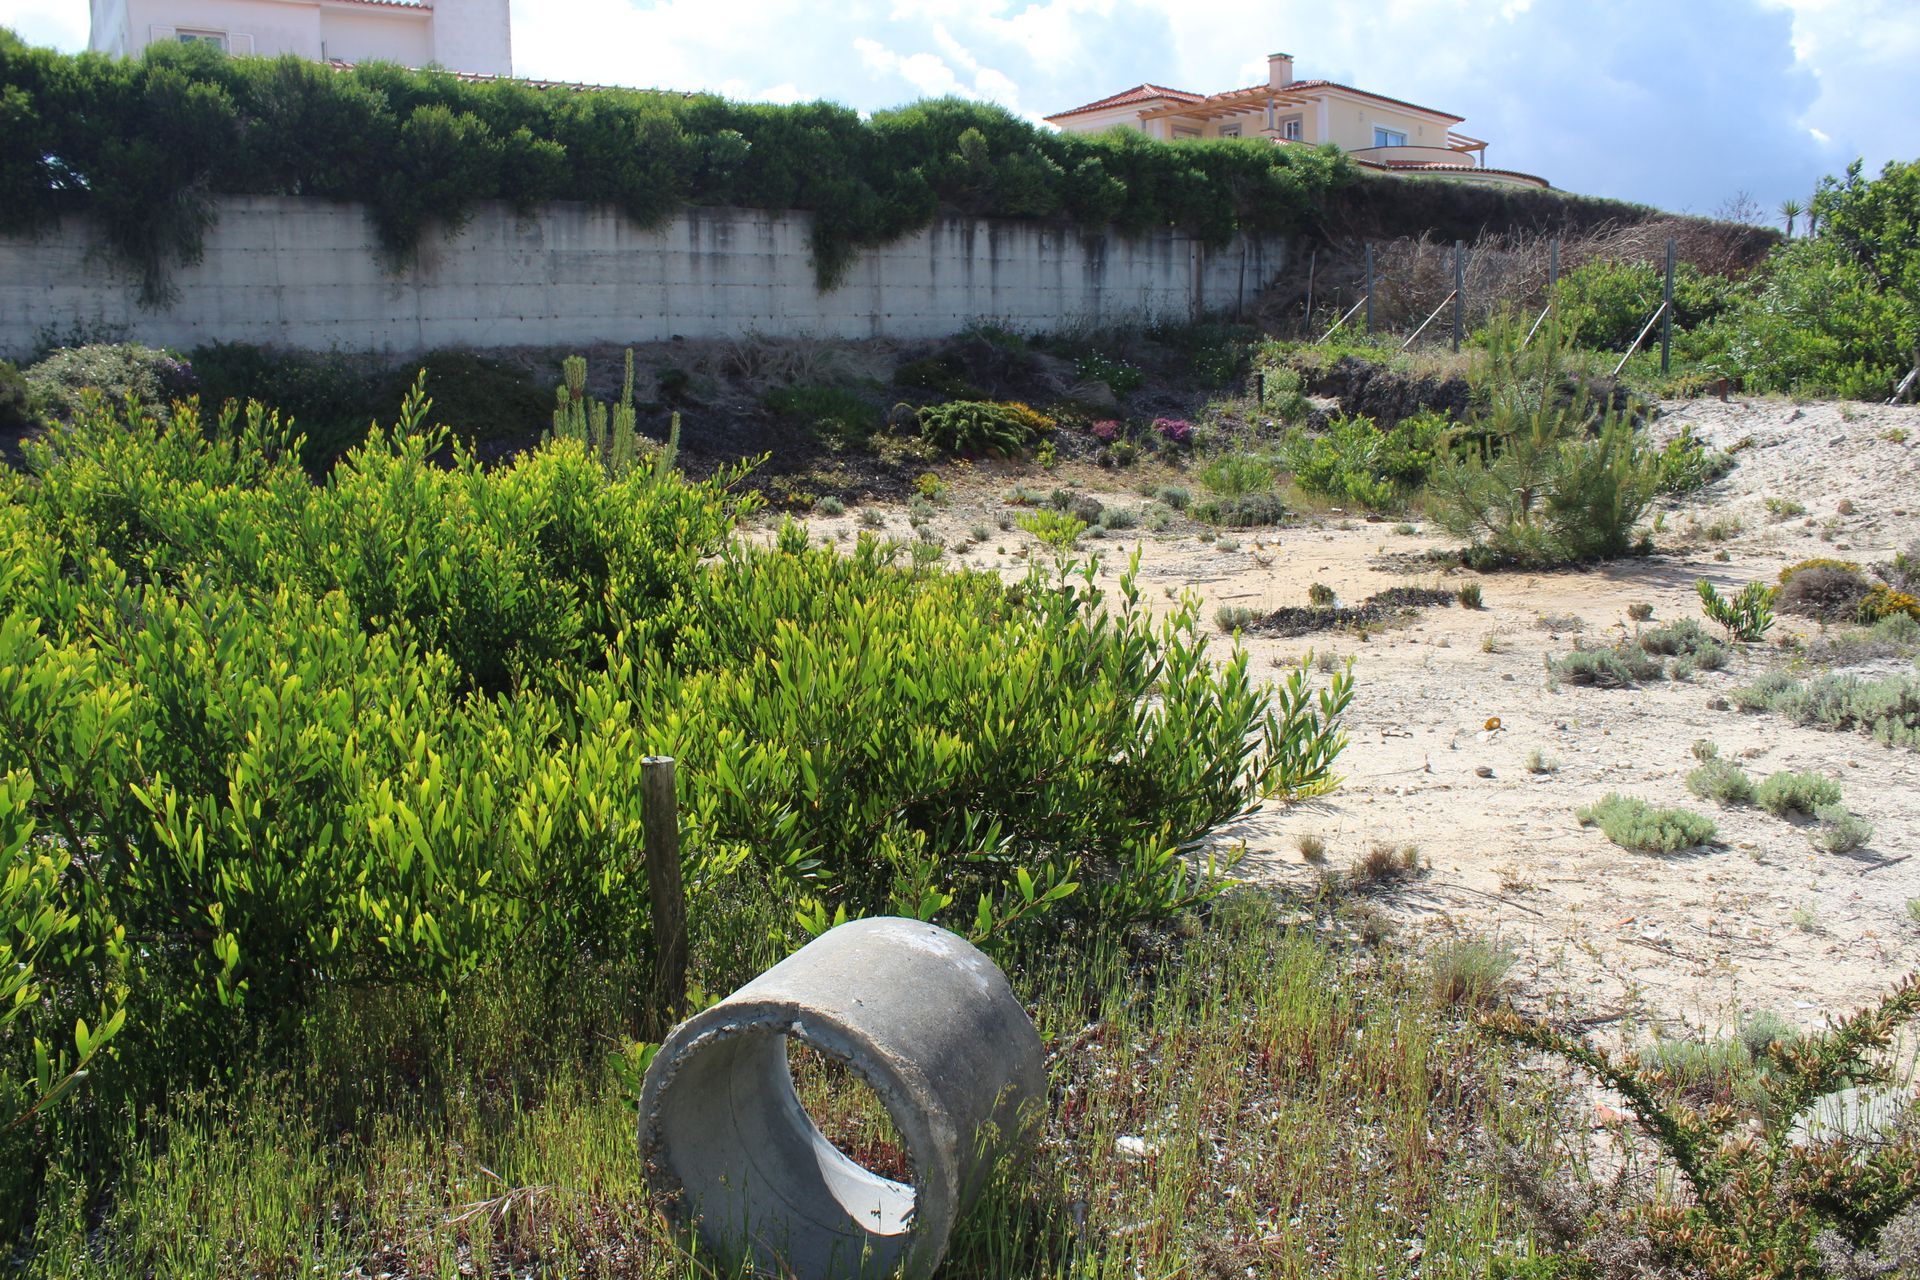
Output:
[{"xmin": 1, "ymin": 31, "xmax": 1679, "ymax": 303}]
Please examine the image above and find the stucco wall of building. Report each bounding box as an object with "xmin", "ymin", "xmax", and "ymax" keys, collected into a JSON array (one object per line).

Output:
[{"xmin": 0, "ymin": 197, "xmax": 1290, "ymax": 358}]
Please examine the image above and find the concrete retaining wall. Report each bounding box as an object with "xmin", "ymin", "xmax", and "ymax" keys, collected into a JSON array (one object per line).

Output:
[{"xmin": 0, "ymin": 196, "xmax": 1291, "ymax": 358}]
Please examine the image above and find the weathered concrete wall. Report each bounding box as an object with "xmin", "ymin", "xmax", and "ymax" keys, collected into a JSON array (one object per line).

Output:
[{"xmin": 0, "ymin": 196, "xmax": 1290, "ymax": 358}]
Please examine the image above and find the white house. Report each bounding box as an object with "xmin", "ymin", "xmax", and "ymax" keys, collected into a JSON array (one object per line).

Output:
[{"xmin": 88, "ymin": 0, "xmax": 513, "ymax": 78}]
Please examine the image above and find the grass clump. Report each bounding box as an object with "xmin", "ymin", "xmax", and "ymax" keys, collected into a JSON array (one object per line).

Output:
[
  {"xmin": 1732, "ymin": 669, "xmax": 1920, "ymax": 749},
  {"xmin": 1524, "ymin": 749, "xmax": 1559, "ymax": 774},
  {"xmin": 1549, "ymin": 643, "xmax": 1664, "ymax": 688},
  {"xmin": 1809, "ymin": 804, "xmax": 1874, "ymax": 854},
  {"xmin": 1457, "ymin": 581, "xmax": 1484, "ymax": 609},
  {"xmin": 1214, "ymin": 604, "xmax": 1260, "ymax": 632},
  {"xmin": 1426, "ymin": 938, "xmax": 1515, "ymax": 1009},
  {"xmin": 1577, "ymin": 793, "xmax": 1718, "ymax": 852},
  {"xmin": 1192, "ymin": 492, "xmax": 1287, "ymax": 527},
  {"xmin": 1686, "ymin": 758, "xmax": 1755, "ymax": 806},
  {"xmin": 1756, "ymin": 771, "xmax": 1844, "ymax": 819}
]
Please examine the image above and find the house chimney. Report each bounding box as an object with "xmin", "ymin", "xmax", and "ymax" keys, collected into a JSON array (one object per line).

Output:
[{"xmin": 1268, "ymin": 52, "xmax": 1294, "ymax": 88}]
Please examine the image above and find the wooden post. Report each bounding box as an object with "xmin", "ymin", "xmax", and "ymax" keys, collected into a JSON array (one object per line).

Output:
[
  {"xmin": 1452, "ymin": 240, "xmax": 1465, "ymax": 354},
  {"xmin": 1304, "ymin": 248, "xmax": 1317, "ymax": 333},
  {"xmin": 1549, "ymin": 238, "xmax": 1559, "ymax": 292},
  {"xmin": 1660, "ymin": 238, "xmax": 1676, "ymax": 375},
  {"xmin": 1363, "ymin": 243, "xmax": 1374, "ymax": 336},
  {"xmin": 642, "ymin": 756, "xmax": 687, "ymax": 1028}
]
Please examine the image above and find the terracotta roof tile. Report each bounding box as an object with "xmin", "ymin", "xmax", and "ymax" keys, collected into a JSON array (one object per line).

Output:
[{"xmin": 1043, "ymin": 83, "xmax": 1202, "ymax": 121}]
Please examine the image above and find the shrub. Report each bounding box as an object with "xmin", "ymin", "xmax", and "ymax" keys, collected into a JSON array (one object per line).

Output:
[
  {"xmin": 1698, "ymin": 579, "xmax": 1775, "ymax": 642},
  {"xmin": 1427, "ymin": 320, "xmax": 1660, "ymax": 566},
  {"xmin": 0, "ymin": 360, "xmax": 35, "ymax": 440},
  {"xmin": 1015, "ymin": 508, "xmax": 1086, "ymax": 549},
  {"xmin": 1156, "ymin": 484, "xmax": 1191, "ymax": 511},
  {"xmin": 1427, "ymin": 938, "xmax": 1515, "ymax": 1009},
  {"xmin": 1757, "ymin": 771, "xmax": 1844, "ymax": 819},
  {"xmin": 1089, "ymin": 419, "xmax": 1120, "ymax": 442},
  {"xmin": 894, "ymin": 354, "xmax": 985, "ymax": 400},
  {"xmin": 1549, "ymin": 643, "xmax": 1663, "ymax": 687},
  {"xmin": 1486, "ymin": 973, "xmax": 1920, "ymax": 1280},
  {"xmin": 1652, "ymin": 425, "xmax": 1736, "ymax": 494},
  {"xmin": 1151, "ymin": 417, "xmax": 1193, "ymax": 445},
  {"xmin": 1283, "ymin": 410, "xmax": 1447, "ymax": 512},
  {"xmin": 1875, "ymin": 545, "xmax": 1920, "ymax": 596},
  {"xmin": 1308, "ymin": 583, "xmax": 1337, "ymax": 608},
  {"xmin": 1553, "ymin": 257, "xmax": 1735, "ymax": 351},
  {"xmin": 1577, "ymin": 794, "xmax": 1717, "ymax": 852},
  {"xmin": 1628, "ymin": 602, "xmax": 1654, "ymax": 622},
  {"xmin": 1686, "ymin": 759, "xmax": 1755, "ymax": 806},
  {"xmin": 814, "ymin": 495, "xmax": 846, "ymax": 517},
  {"xmin": 0, "ymin": 384, "xmax": 1359, "ymax": 1208},
  {"xmin": 24, "ymin": 344, "xmax": 197, "ymax": 422},
  {"xmin": 1858, "ymin": 584, "xmax": 1920, "ymax": 623},
  {"xmin": 1732, "ymin": 670, "xmax": 1920, "ymax": 749},
  {"xmin": 1075, "ymin": 352, "xmax": 1144, "ymax": 397},
  {"xmin": 1776, "ymin": 564, "xmax": 1872, "ymax": 621},
  {"xmin": 1810, "ymin": 804, "xmax": 1873, "ymax": 854},
  {"xmin": 765, "ymin": 385, "xmax": 878, "ymax": 445},
  {"xmin": 1192, "ymin": 492, "xmax": 1287, "ymax": 527},
  {"xmin": 1197, "ymin": 453, "xmax": 1277, "ymax": 497},
  {"xmin": 1639, "ymin": 618, "xmax": 1715, "ymax": 657},
  {"xmin": 916, "ymin": 400, "xmax": 1047, "ymax": 456},
  {"xmin": 1457, "ymin": 582, "xmax": 1484, "ymax": 609},
  {"xmin": 1215, "ymin": 604, "xmax": 1259, "ymax": 632}
]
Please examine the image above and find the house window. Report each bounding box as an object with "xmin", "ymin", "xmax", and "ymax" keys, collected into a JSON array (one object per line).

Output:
[
  {"xmin": 1218, "ymin": 123, "xmax": 1241, "ymax": 138},
  {"xmin": 177, "ymin": 29, "xmax": 228, "ymax": 49},
  {"xmin": 1373, "ymin": 127, "xmax": 1409, "ymax": 148},
  {"xmin": 1281, "ymin": 117, "xmax": 1303, "ymax": 141}
]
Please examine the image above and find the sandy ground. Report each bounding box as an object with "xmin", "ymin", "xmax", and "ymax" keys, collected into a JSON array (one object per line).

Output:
[{"xmin": 801, "ymin": 396, "xmax": 1920, "ymax": 1043}]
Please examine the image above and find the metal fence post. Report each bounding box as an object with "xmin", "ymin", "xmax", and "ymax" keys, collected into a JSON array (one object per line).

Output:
[
  {"xmin": 1661, "ymin": 238, "xmax": 1676, "ymax": 375},
  {"xmin": 1452, "ymin": 240, "xmax": 1465, "ymax": 354},
  {"xmin": 1364, "ymin": 243, "xmax": 1374, "ymax": 336}
]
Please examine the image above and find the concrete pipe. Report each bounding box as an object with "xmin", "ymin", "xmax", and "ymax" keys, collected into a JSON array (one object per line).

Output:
[{"xmin": 638, "ymin": 917, "xmax": 1045, "ymax": 1279}]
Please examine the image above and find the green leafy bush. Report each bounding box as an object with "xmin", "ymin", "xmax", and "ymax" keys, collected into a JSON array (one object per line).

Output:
[
  {"xmin": 0, "ymin": 36, "xmax": 1361, "ymax": 294},
  {"xmin": 0, "ymin": 360, "xmax": 33, "ymax": 439},
  {"xmin": 1698, "ymin": 157, "xmax": 1920, "ymax": 401},
  {"xmin": 1576, "ymin": 794, "xmax": 1717, "ymax": 852},
  {"xmin": 1015, "ymin": 508, "xmax": 1086, "ymax": 549},
  {"xmin": 1283, "ymin": 410, "xmax": 1447, "ymax": 512},
  {"xmin": 1553, "ymin": 257, "xmax": 1735, "ymax": 351},
  {"xmin": 1686, "ymin": 759, "xmax": 1755, "ymax": 806},
  {"xmin": 1698, "ymin": 579, "xmax": 1775, "ymax": 642},
  {"xmin": 916, "ymin": 400, "xmax": 1047, "ymax": 456},
  {"xmin": 1756, "ymin": 771, "xmax": 1844, "ymax": 819},
  {"xmin": 0, "ymin": 383, "xmax": 1357, "ymax": 1210},
  {"xmin": 1651, "ymin": 425, "xmax": 1736, "ymax": 494},
  {"xmin": 1197, "ymin": 453, "xmax": 1276, "ymax": 497},
  {"xmin": 23, "ymin": 344, "xmax": 197, "ymax": 422},
  {"xmin": 1192, "ymin": 492, "xmax": 1287, "ymax": 528},
  {"xmin": 1810, "ymin": 804, "xmax": 1873, "ymax": 854},
  {"xmin": 1733, "ymin": 670, "xmax": 1920, "ymax": 749}
]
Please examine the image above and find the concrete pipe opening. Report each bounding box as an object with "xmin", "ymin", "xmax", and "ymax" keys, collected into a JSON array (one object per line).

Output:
[{"xmin": 639, "ymin": 918, "xmax": 1044, "ymax": 1280}]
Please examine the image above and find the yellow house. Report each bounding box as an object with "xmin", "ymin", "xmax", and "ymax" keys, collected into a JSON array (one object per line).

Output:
[{"xmin": 1046, "ymin": 52, "xmax": 1547, "ymax": 190}]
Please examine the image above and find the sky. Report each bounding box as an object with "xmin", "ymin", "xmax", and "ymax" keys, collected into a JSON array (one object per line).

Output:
[{"xmin": 4, "ymin": 0, "xmax": 1916, "ymax": 217}]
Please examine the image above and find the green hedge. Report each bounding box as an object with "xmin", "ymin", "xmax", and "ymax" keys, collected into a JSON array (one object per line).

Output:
[
  {"xmin": 0, "ymin": 33, "xmax": 1356, "ymax": 298},
  {"xmin": 2, "ymin": 31, "xmax": 1708, "ymax": 303}
]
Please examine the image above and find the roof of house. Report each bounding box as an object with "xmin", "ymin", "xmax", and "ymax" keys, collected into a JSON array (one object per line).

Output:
[
  {"xmin": 1043, "ymin": 83, "xmax": 1203, "ymax": 121},
  {"xmin": 1050, "ymin": 76, "xmax": 1465, "ymax": 126}
]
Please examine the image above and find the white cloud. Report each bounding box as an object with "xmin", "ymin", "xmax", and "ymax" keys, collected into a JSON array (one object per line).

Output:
[{"xmin": 0, "ymin": 1, "xmax": 88, "ymax": 51}]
